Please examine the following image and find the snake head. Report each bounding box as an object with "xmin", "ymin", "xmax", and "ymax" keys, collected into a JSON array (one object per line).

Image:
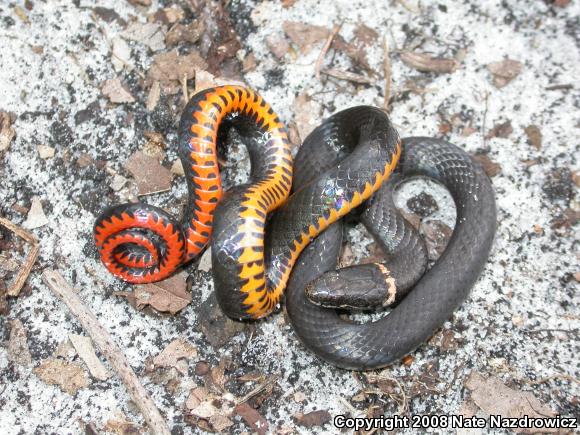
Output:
[{"xmin": 305, "ymin": 263, "xmax": 397, "ymax": 310}]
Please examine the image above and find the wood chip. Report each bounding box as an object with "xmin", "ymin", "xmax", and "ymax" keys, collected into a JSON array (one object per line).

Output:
[
  {"xmin": 524, "ymin": 125, "xmax": 542, "ymax": 149},
  {"xmin": 197, "ymin": 247, "xmax": 212, "ymax": 272},
  {"xmin": 34, "ymin": 358, "xmax": 90, "ymax": 395},
  {"xmin": 111, "ymin": 37, "xmax": 132, "ymax": 72},
  {"xmin": 0, "ymin": 111, "xmax": 16, "ymax": 152},
  {"xmin": 134, "ymin": 272, "xmax": 191, "ymax": 314},
  {"xmin": 122, "ymin": 22, "xmax": 166, "ymax": 52},
  {"xmin": 146, "ymin": 80, "xmax": 161, "ymax": 111},
  {"xmin": 69, "ymin": 334, "xmax": 111, "ymax": 381},
  {"xmin": 193, "ymin": 70, "xmax": 245, "ymax": 95},
  {"xmin": 127, "ymin": 0, "xmax": 151, "ymax": 6},
  {"xmin": 400, "ymin": 51, "xmax": 459, "ymax": 73},
  {"xmin": 466, "ymin": 372, "xmax": 557, "ymax": 433},
  {"xmin": 186, "ymin": 386, "xmax": 212, "ymax": 410},
  {"xmin": 170, "ymin": 159, "xmax": 184, "ymax": 176},
  {"xmin": 487, "ymin": 59, "xmax": 523, "ymax": 88},
  {"xmin": 153, "ymin": 338, "xmax": 197, "ymax": 374},
  {"xmin": 125, "ymin": 150, "xmax": 172, "ymax": 196},
  {"xmin": 234, "ymin": 402, "xmax": 269, "ymax": 435},
  {"xmin": 23, "ymin": 196, "xmax": 49, "ymax": 229},
  {"xmin": 37, "ymin": 144, "xmax": 55, "ymax": 159},
  {"xmin": 282, "ymin": 21, "xmax": 330, "ymax": 53},
  {"xmin": 101, "ymin": 78, "xmax": 135, "ymax": 104},
  {"xmin": 8, "ymin": 319, "xmax": 32, "ymax": 366}
]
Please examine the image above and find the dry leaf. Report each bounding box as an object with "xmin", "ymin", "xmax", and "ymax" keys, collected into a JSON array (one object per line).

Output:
[
  {"xmin": 102, "ymin": 78, "xmax": 135, "ymax": 104},
  {"xmin": 69, "ymin": 334, "xmax": 110, "ymax": 381},
  {"xmin": 282, "ymin": 21, "xmax": 330, "ymax": 53},
  {"xmin": 400, "ymin": 51, "xmax": 459, "ymax": 73},
  {"xmin": 293, "ymin": 410, "xmax": 331, "ymax": 428},
  {"xmin": 23, "ymin": 196, "xmax": 49, "ymax": 229},
  {"xmin": 487, "ymin": 59, "xmax": 523, "ymax": 88},
  {"xmin": 125, "ymin": 150, "xmax": 172, "ymax": 196},
  {"xmin": 122, "ymin": 22, "xmax": 165, "ymax": 52},
  {"xmin": 37, "ymin": 144, "xmax": 55, "ymax": 159},
  {"xmin": 486, "ymin": 120, "xmax": 513, "ymax": 139},
  {"xmin": 234, "ymin": 402, "xmax": 269, "ymax": 435},
  {"xmin": 472, "ymin": 154, "xmax": 502, "ymax": 177},
  {"xmin": 209, "ymin": 414, "xmax": 234, "ymax": 432},
  {"xmin": 465, "ymin": 372, "xmax": 557, "ymax": 433},
  {"xmin": 524, "ymin": 125, "xmax": 542, "ymax": 149},
  {"xmin": 104, "ymin": 415, "xmax": 143, "ymax": 435},
  {"xmin": 266, "ymin": 35, "xmax": 289, "ymax": 59},
  {"xmin": 193, "ymin": 70, "xmax": 245, "ymax": 95},
  {"xmin": 8, "ymin": 319, "xmax": 32, "ymax": 366},
  {"xmin": 354, "ymin": 23, "xmax": 378, "ymax": 46},
  {"xmin": 186, "ymin": 386, "xmax": 213, "ymax": 410},
  {"xmin": 165, "ymin": 20, "xmax": 204, "ymax": 46},
  {"xmin": 153, "ymin": 338, "xmax": 197, "ymax": 374},
  {"xmin": 293, "ymin": 93, "xmax": 321, "ymax": 141},
  {"xmin": 152, "ymin": 6, "xmax": 184, "ymax": 24},
  {"xmin": 34, "ymin": 358, "xmax": 90, "ymax": 395},
  {"xmin": 147, "ymin": 50, "xmax": 207, "ymax": 94},
  {"xmin": 0, "ymin": 111, "xmax": 16, "ymax": 152},
  {"xmin": 134, "ymin": 272, "xmax": 191, "ymax": 314},
  {"xmin": 111, "ymin": 37, "xmax": 132, "ymax": 72}
]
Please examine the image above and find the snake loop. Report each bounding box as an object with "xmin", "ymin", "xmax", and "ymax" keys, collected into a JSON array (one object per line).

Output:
[{"xmin": 94, "ymin": 86, "xmax": 291, "ymax": 283}]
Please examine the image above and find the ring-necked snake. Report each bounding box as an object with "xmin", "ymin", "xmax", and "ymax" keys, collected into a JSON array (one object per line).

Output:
[
  {"xmin": 281, "ymin": 112, "xmax": 497, "ymax": 369},
  {"xmin": 94, "ymin": 86, "xmax": 496, "ymax": 369}
]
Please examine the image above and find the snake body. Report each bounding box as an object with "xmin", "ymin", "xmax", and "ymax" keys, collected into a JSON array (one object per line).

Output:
[
  {"xmin": 283, "ymin": 127, "xmax": 497, "ymax": 369},
  {"xmin": 212, "ymin": 106, "xmax": 400, "ymax": 319},
  {"xmin": 94, "ymin": 86, "xmax": 291, "ymax": 283}
]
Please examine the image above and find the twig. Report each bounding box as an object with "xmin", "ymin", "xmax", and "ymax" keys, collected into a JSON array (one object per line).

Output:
[
  {"xmin": 182, "ymin": 73, "xmax": 189, "ymax": 102},
  {"xmin": 382, "ymin": 36, "xmax": 392, "ymax": 112},
  {"xmin": 528, "ymin": 373, "xmax": 580, "ymax": 386},
  {"xmin": 315, "ymin": 23, "xmax": 342, "ymax": 80},
  {"xmin": 235, "ymin": 374, "xmax": 279, "ymax": 405},
  {"xmin": 545, "ymin": 84, "xmax": 573, "ymax": 91},
  {"xmin": 321, "ymin": 68, "xmax": 373, "ymax": 84},
  {"xmin": 0, "ymin": 217, "xmax": 40, "ymax": 297},
  {"xmin": 41, "ymin": 270, "xmax": 171, "ymax": 435},
  {"xmin": 481, "ymin": 90, "xmax": 490, "ymax": 150}
]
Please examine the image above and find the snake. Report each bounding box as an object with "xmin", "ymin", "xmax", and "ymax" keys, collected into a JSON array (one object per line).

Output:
[
  {"xmin": 280, "ymin": 109, "xmax": 496, "ymax": 369},
  {"xmin": 94, "ymin": 86, "xmax": 292, "ymax": 284}
]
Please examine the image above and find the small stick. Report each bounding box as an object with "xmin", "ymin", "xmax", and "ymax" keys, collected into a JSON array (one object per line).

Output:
[
  {"xmin": 528, "ymin": 373, "xmax": 580, "ymax": 386},
  {"xmin": 182, "ymin": 73, "xmax": 189, "ymax": 103},
  {"xmin": 236, "ymin": 375, "xmax": 279, "ymax": 405},
  {"xmin": 0, "ymin": 217, "xmax": 40, "ymax": 297},
  {"xmin": 41, "ymin": 270, "xmax": 171, "ymax": 435},
  {"xmin": 382, "ymin": 36, "xmax": 392, "ymax": 112},
  {"xmin": 315, "ymin": 23, "xmax": 342, "ymax": 80},
  {"xmin": 321, "ymin": 68, "xmax": 373, "ymax": 84}
]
